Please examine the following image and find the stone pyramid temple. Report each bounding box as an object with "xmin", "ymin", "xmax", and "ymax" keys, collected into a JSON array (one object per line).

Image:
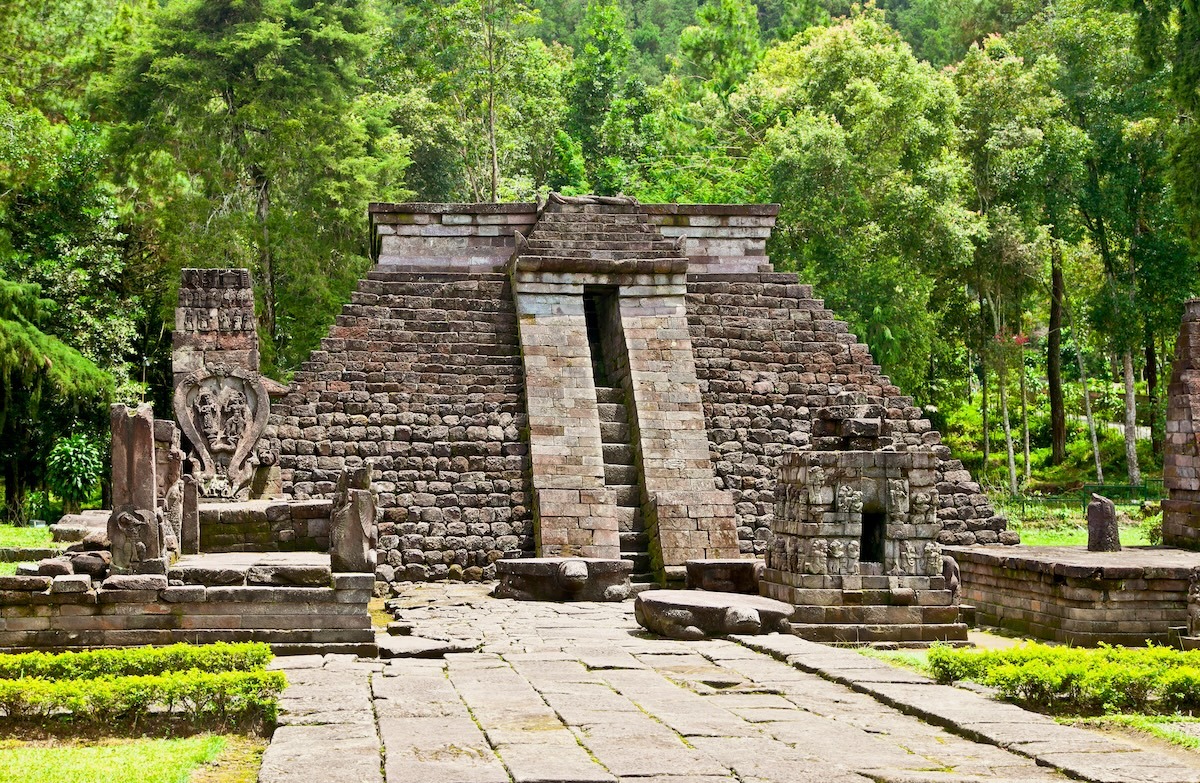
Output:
[{"xmin": 272, "ymin": 195, "xmax": 1011, "ymax": 585}]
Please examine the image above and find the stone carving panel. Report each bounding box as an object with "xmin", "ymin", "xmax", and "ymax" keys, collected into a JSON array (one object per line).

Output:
[{"xmin": 173, "ymin": 365, "xmax": 269, "ymax": 499}]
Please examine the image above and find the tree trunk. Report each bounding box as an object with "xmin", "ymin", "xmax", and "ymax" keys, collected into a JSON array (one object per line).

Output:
[
  {"xmin": 1048, "ymin": 240, "xmax": 1066, "ymax": 464},
  {"xmin": 485, "ymin": 7, "xmax": 499, "ymax": 203},
  {"xmin": 3, "ymin": 459, "xmax": 17, "ymax": 522},
  {"xmin": 1123, "ymin": 349, "xmax": 1141, "ymax": 485},
  {"xmin": 1020, "ymin": 357, "xmax": 1031, "ymax": 486},
  {"xmin": 981, "ymin": 362, "xmax": 990, "ymax": 480},
  {"xmin": 999, "ymin": 360, "xmax": 1018, "ymax": 495},
  {"xmin": 1146, "ymin": 329, "xmax": 1161, "ymax": 457},
  {"xmin": 1065, "ymin": 302, "xmax": 1104, "ymax": 481},
  {"xmin": 253, "ymin": 165, "xmax": 276, "ymax": 341}
]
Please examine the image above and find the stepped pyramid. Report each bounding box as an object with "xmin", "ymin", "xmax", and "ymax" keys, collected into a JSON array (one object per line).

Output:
[{"xmin": 272, "ymin": 195, "xmax": 1011, "ymax": 586}]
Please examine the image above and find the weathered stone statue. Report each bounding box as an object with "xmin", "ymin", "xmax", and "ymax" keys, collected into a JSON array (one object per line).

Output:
[
  {"xmin": 827, "ymin": 539, "xmax": 845, "ymax": 574},
  {"xmin": 924, "ymin": 542, "xmax": 942, "ymax": 577},
  {"xmin": 806, "ymin": 539, "xmax": 828, "ymax": 575},
  {"xmin": 329, "ymin": 465, "xmax": 378, "ymax": 573},
  {"xmin": 1087, "ymin": 494, "xmax": 1122, "ymax": 552},
  {"xmin": 846, "ymin": 540, "xmax": 861, "ymax": 575},
  {"xmin": 174, "ymin": 364, "xmax": 269, "ymax": 499},
  {"xmin": 109, "ymin": 404, "xmax": 169, "ymax": 575}
]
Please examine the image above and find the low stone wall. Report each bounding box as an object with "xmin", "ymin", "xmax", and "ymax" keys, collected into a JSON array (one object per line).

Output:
[
  {"xmin": 199, "ymin": 499, "xmax": 332, "ymax": 553},
  {"xmin": 0, "ymin": 573, "xmax": 374, "ymax": 655},
  {"xmin": 946, "ymin": 545, "xmax": 1190, "ymax": 646}
]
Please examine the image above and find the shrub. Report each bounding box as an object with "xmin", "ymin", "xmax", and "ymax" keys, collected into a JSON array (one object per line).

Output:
[
  {"xmin": 45, "ymin": 434, "xmax": 104, "ymax": 515},
  {"xmin": 926, "ymin": 642, "xmax": 1200, "ymax": 715},
  {"xmin": 0, "ymin": 670, "xmax": 286, "ymax": 726},
  {"xmin": 0, "ymin": 642, "xmax": 273, "ymax": 681}
]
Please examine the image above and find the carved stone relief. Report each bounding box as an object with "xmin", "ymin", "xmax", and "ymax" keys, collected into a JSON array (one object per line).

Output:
[{"xmin": 173, "ymin": 364, "xmax": 269, "ymax": 499}]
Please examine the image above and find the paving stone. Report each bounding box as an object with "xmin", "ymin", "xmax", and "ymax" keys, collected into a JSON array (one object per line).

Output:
[
  {"xmin": 258, "ymin": 723, "xmax": 382, "ymax": 783},
  {"xmin": 376, "ymin": 634, "xmax": 480, "ymax": 658}
]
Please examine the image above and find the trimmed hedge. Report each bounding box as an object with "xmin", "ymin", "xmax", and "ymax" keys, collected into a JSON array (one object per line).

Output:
[
  {"xmin": 927, "ymin": 643, "xmax": 1200, "ymax": 715},
  {"xmin": 0, "ymin": 643, "xmax": 273, "ymax": 681},
  {"xmin": 0, "ymin": 670, "xmax": 287, "ymax": 725}
]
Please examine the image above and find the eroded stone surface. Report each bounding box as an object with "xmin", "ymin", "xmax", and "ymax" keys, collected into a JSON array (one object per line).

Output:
[{"xmin": 494, "ymin": 557, "xmax": 632, "ymax": 602}]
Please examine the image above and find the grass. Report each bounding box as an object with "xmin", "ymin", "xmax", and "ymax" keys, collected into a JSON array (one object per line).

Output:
[
  {"xmin": 994, "ymin": 498, "xmax": 1159, "ymax": 547},
  {"xmin": 0, "ymin": 563, "xmax": 17, "ymax": 576},
  {"xmin": 1069, "ymin": 715, "xmax": 1200, "ymax": 751},
  {"xmin": 0, "ymin": 524, "xmax": 52, "ymax": 549},
  {"xmin": 0, "ymin": 735, "xmax": 228, "ymax": 783}
]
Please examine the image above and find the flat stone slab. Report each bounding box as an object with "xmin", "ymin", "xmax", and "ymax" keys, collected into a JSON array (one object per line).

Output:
[
  {"xmin": 376, "ymin": 634, "xmax": 480, "ymax": 659},
  {"xmin": 169, "ymin": 551, "xmax": 331, "ymax": 586},
  {"xmin": 635, "ymin": 589, "xmax": 793, "ymax": 639},
  {"xmin": 494, "ymin": 557, "xmax": 632, "ymax": 602},
  {"xmin": 944, "ymin": 544, "xmax": 1200, "ymax": 578}
]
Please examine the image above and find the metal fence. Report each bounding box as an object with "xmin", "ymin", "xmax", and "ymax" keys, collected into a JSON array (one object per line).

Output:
[{"xmin": 999, "ymin": 481, "xmax": 1165, "ymax": 522}]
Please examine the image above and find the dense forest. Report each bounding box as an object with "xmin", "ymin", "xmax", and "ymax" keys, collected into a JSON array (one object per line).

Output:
[{"xmin": 0, "ymin": 0, "xmax": 1197, "ymax": 518}]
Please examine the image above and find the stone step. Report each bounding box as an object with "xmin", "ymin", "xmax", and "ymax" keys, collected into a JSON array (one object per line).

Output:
[
  {"xmin": 600, "ymin": 421, "xmax": 630, "ymax": 442},
  {"xmin": 597, "ymin": 402, "xmax": 628, "ymax": 424},
  {"xmin": 786, "ymin": 622, "xmax": 969, "ymax": 644},
  {"xmin": 613, "ymin": 506, "xmax": 643, "ymax": 533},
  {"xmin": 605, "ymin": 463, "xmax": 639, "ymax": 485},
  {"xmin": 620, "ymin": 531, "xmax": 648, "ymax": 549},
  {"xmin": 609, "ymin": 484, "xmax": 641, "ymax": 506},
  {"xmin": 621, "ymin": 551, "xmax": 652, "ymax": 573},
  {"xmin": 594, "ymin": 386, "xmax": 624, "ymax": 405},
  {"xmin": 602, "ymin": 443, "xmax": 635, "ymax": 465}
]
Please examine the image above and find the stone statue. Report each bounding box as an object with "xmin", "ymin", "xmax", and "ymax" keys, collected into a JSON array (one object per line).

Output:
[
  {"xmin": 888, "ymin": 479, "xmax": 909, "ymax": 514},
  {"xmin": 223, "ymin": 391, "xmax": 249, "ymax": 447},
  {"xmin": 330, "ymin": 465, "xmax": 378, "ymax": 573},
  {"xmin": 827, "ymin": 539, "xmax": 845, "ymax": 574},
  {"xmin": 193, "ymin": 389, "xmax": 221, "ymax": 446},
  {"xmin": 806, "ymin": 539, "xmax": 828, "ymax": 575},
  {"xmin": 923, "ymin": 542, "xmax": 942, "ymax": 577},
  {"xmin": 892, "ymin": 541, "xmax": 916, "ymax": 575},
  {"xmin": 838, "ymin": 485, "xmax": 864, "ymax": 513},
  {"xmin": 846, "ymin": 540, "xmax": 860, "ymax": 575},
  {"xmin": 1087, "ymin": 494, "xmax": 1121, "ymax": 552},
  {"xmin": 942, "ymin": 555, "xmax": 961, "ymax": 599}
]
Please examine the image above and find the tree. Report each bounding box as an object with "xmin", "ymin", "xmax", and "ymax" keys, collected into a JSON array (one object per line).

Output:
[
  {"xmin": 0, "ymin": 276, "xmax": 111, "ymax": 518},
  {"xmin": 679, "ymin": 0, "xmax": 764, "ymax": 102},
  {"xmin": 99, "ymin": 0, "xmax": 409, "ymax": 372},
  {"xmin": 567, "ymin": 0, "xmax": 634, "ymax": 184}
]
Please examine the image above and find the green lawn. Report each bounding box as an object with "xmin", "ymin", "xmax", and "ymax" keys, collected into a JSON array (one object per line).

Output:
[
  {"xmin": 0, "ymin": 735, "xmax": 226, "ymax": 783},
  {"xmin": 0, "ymin": 562, "xmax": 18, "ymax": 576},
  {"xmin": 0, "ymin": 524, "xmax": 53, "ymax": 549},
  {"xmin": 1014, "ymin": 523, "xmax": 1151, "ymax": 547}
]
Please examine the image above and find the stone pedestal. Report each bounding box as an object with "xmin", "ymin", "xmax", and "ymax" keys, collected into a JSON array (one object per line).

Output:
[
  {"xmin": 634, "ymin": 590, "xmax": 791, "ymax": 639},
  {"xmin": 494, "ymin": 558, "xmax": 632, "ymax": 602}
]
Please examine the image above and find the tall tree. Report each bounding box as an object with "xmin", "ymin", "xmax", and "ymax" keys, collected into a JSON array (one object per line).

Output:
[
  {"xmin": 99, "ymin": 0, "xmax": 409, "ymax": 372},
  {"xmin": 679, "ymin": 0, "xmax": 764, "ymax": 102}
]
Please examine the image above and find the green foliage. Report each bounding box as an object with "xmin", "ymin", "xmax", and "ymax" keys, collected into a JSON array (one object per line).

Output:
[
  {"xmin": 679, "ymin": 0, "xmax": 764, "ymax": 101},
  {"xmin": 44, "ymin": 433, "xmax": 103, "ymax": 509},
  {"xmin": 0, "ymin": 669, "xmax": 286, "ymax": 726},
  {"xmin": 927, "ymin": 643, "xmax": 1200, "ymax": 715},
  {"xmin": 0, "ymin": 642, "xmax": 273, "ymax": 681}
]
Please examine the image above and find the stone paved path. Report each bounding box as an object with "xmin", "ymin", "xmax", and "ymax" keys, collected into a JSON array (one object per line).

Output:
[{"xmin": 259, "ymin": 584, "xmax": 1200, "ymax": 783}]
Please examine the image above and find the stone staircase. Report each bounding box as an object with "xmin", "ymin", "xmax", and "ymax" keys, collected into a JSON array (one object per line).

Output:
[{"xmin": 596, "ymin": 385, "xmax": 651, "ymax": 582}]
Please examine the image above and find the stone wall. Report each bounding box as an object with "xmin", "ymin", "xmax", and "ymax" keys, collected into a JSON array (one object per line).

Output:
[
  {"xmin": 686, "ymin": 272, "xmax": 1008, "ymax": 556},
  {"xmin": 277, "ymin": 271, "xmax": 533, "ymax": 582},
  {"xmin": 947, "ymin": 546, "xmax": 1189, "ymax": 646},
  {"xmin": 199, "ymin": 499, "xmax": 332, "ymax": 553},
  {"xmin": 0, "ymin": 574, "xmax": 374, "ymax": 654}
]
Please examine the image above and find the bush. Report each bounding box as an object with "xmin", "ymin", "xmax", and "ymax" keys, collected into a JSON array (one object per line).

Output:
[
  {"xmin": 45, "ymin": 434, "xmax": 104, "ymax": 515},
  {"xmin": 927, "ymin": 642, "xmax": 1200, "ymax": 715},
  {"xmin": 0, "ymin": 642, "xmax": 273, "ymax": 681},
  {"xmin": 0, "ymin": 670, "xmax": 286, "ymax": 726}
]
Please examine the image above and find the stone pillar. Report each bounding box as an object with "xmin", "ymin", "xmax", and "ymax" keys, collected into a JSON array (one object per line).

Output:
[
  {"xmin": 512, "ymin": 282, "xmax": 619, "ymax": 559},
  {"xmin": 1165, "ymin": 299, "xmax": 1200, "ymax": 548},
  {"xmin": 1087, "ymin": 494, "xmax": 1121, "ymax": 552},
  {"xmin": 172, "ymin": 268, "xmax": 260, "ymax": 387},
  {"xmin": 108, "ymin": 404, "xmax": 165, "ymax": 575},
  {"xmin": 617, "ymin": 291, "xmax": 739, "ymax": 574},
  {"xmin": 181, "ymin": 476, "xmax": 199, "ymax": 555}
]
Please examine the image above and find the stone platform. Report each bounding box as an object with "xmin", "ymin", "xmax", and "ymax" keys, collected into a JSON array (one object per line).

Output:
[
  {"xmin": 259, "ymin": 583, "xmax": 1200, "ymax": 783},
  {"xmin": 0, "ymin": 552, "xmax": 375, "ymax": 655},
  {"xmin": 635, "ymin": 589, "xmax": 791, "ymax": 639},
  {"xmin": 493, "ymin": 557, "xmax": 632, "ymax": 602},
  {"xmin": 948, "ymin": 544, "xmax": 1200, "ymax": 645}
]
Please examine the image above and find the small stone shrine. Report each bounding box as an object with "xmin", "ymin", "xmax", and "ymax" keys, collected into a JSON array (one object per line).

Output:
[{"xmin": 759, "ymin": 398, "xmax": 966, "ymax": 643}]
